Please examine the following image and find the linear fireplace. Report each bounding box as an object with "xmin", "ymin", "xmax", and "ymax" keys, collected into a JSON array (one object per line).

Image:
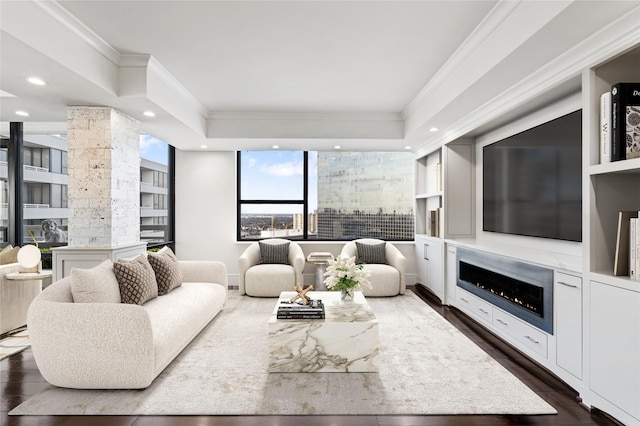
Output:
[{"xmin": 456, "ymin": 247, "xmax": 553, "ymax": 334}]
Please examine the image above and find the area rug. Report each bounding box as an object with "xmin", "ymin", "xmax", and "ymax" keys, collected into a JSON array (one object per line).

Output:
[
  {"xmin": 10, "ymin": 290, "xmax": 556, "ymax": 416},
  {"xmin": 0, "ymin": 329, "xmax": 30, "ymax": 361}
]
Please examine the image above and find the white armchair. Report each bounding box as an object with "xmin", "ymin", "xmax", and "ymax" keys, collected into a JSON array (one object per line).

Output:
[
  {"xmin": 238, "ymin": 238, "xmax": 305, "ymax": 297},
  {"xmin": 340, "ymin": 238, "xmax": 406, "ymax": 297}
]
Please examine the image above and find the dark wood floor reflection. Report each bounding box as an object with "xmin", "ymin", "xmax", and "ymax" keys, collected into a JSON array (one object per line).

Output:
[{"xmin": 1, "ymin": 285, "xmax": 621, "ymax": 426}]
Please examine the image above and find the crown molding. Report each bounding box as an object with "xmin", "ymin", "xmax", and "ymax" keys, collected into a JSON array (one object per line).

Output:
[
  {"xmin": 402, "ymin": 0, "xmax": 520, "ymax": 119},
  {"xmin": 209, "ymin": 111, "xmax": 403, "ymax": 122},
  {"xmin": 33, "ymin": 0, "xmax": 120, "ymax": 65},
  {"xmin": 415, "ymin": 4, "xmax": 640, "ymax": 154}
]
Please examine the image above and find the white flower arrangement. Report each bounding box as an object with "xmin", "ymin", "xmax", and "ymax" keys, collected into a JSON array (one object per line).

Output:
[{"xmin": 323, "ymin": 255, "xmax": 372, "ymax": 292}]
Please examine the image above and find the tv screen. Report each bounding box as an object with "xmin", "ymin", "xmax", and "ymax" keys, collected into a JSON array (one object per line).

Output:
[{"xmin": 483, "ymin": 110, "xmax": 582, "ymax": 242}]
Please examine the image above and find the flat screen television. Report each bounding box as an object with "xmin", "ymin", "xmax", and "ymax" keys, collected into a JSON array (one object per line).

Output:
[{"xmin": 483, "ymin": 110, "xmax": 582, "ymax": 242}]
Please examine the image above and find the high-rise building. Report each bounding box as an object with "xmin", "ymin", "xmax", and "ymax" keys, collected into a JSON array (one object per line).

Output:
[
  {"xmin": 0, "ymin": 134, "xmax": 169, "ymax": 246},
  {"xmin": 316, "ymin": 152, "xmax": 414, "ymax": 240}
]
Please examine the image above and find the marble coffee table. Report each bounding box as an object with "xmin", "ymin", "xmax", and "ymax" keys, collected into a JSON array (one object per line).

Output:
[{"xmin": 267, "ymin": 290, "xmax": 379, "ymax": 373}]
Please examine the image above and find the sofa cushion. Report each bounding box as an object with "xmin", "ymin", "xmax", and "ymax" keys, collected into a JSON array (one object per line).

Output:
[
  {"xmin": 361, "ymin": 264, "xmax": 400, "ymax": 296},
  {"xmin": 148, "ymin": 247, "xmax": 182, "ymax": 295},
  {"xmin": 0, "ymin": 244, "xmax": 20, "ymax": 265},
  {"xmin": 259, "ymin": 240, "xmax": 290, "ymax": 264},
  {"xmin": 356, "ymin": 241, "xmax": 386, "ymax": 264},
  {"xmin": 245, "ymin": 264, "xmax": 295, "ymax": 297},
  {"xmin": 70, "ymin": 259, "xmax": 121, "ymax": 303},
  {"xmin": 114, "ymin": 254, "xmax": 158, "ymax": 305}
]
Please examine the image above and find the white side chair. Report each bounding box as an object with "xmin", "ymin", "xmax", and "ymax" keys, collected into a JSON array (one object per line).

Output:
[
  {"xmin": 340, "ymin": 238, "xmax": 406, "ymax": 297},
  {"xmin": 238, "ymin": 238, "xmax": 305, "ymax": 297}
]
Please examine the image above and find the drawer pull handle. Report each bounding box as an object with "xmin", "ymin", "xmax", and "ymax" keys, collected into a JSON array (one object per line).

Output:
[
  {"xmin": 478, "ymin": 308, "xmax": 489, "ymax": 314},
  {"xmin": 558, "ymin": 281, "xmax": 578, "ymax": 288},
  {"xmin": 524, "ymin": 335, "xmax": 540, "ymax": 344},
  {"xmin": 460, "ymin": 297, "xmax": 469, "ymax": 303},
  {"xmin": 496, "ymin": 318, "xmax": 508, "ymax": 326}
]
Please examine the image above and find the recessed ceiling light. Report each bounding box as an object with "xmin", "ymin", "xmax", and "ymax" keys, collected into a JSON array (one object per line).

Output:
[
  {"xmin": 143, "ymin": 111, "xmax": 155, "ymax": 117},
  {"xmin": 429, "ymin": 127, "xmax": 438, "ymax": 132},
  {"xmin": 334, "ymin": 145, "xmax": 341, "ymax": 150},
  {"xmin": 26, "ymin": 76, "xmax": 46, "ymax": 86},
  {"xmin": 272, "ymin": 145, "xmax": 280, "ymax": 149},
  {"xmin": 15, "ymin": 110, "xmax": 29, "ymax": 117},
  {"xmin": 200, "ymin": 145, "xmax": 208, "ymax": 149},
  {"xmin": 404, "ymin": 146, "xmax": 412, "ymax": 150}
]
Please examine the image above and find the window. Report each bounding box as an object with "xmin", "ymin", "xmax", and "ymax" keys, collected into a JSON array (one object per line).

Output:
[
  {"xmin": 238, "ymin": 151, "xmax": 414, "ymax": 241},
  {"xmin": 140, "ymin": 134, "xmax": 173, "ymax": 246}
]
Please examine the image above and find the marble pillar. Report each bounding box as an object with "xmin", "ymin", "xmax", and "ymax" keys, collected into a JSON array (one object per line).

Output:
[{"xmin": 52, "ymin": 106, "xmax": 146, "ymax": 280}]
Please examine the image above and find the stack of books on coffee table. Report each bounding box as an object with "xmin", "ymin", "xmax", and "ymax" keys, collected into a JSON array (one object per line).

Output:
[
  {"xmin": 307, "ymin": 252, "xmax": 334, "ymax": 262},
  {"xmin": 276, "ymin": 299, "xmax": 325, "ymax": 319}
]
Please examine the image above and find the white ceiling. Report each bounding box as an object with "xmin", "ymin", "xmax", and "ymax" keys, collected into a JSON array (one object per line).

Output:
[{"xmin": 1, "ymin": 1, "xmax": 639, "ymax": 152}]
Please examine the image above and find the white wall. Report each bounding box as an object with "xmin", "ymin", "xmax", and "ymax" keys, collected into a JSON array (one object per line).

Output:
[{"xmin": 175, "ymin": 149, "xmax": 417, "ymax": 285}]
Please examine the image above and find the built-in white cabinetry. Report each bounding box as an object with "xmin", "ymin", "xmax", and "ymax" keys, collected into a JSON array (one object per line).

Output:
[
  {"xmin": 554, "ymin": 272, "xmax": 582, "ymax": 380},
  {"xmin": 444, "ymin": 244, "xmax": 457, "ymax": 306},
  {"xmin": 589, "ymin": 281, "xmax": 640, "ymax": 424},
  {"xmin": 415, "ymin": 149, "xmax": 442, "ymax": 236},
  {"xmin": 456, "ymin": 286, "xmax": 549, "ymax": 359},
  {"xmin": 582, "ymin": 46, "xmax": 640, "ymax": 425},
  {"xmin": 414, "ymin": 235, "xmax": 444, "ymax": 301},
  {"xmin": 412, "ymin": 20, "xmax": 639, "ymax": 424},
  {"xmin": 415, "ymin": 140, "xmax": 474, "ymax": 239},
  {"xmin": 442, "ymin": 140, "xmax": 474, "ymax": 239}
]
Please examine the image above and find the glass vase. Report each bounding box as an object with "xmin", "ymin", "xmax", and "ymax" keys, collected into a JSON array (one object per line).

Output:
[{"xmin": 341, "ymin": 287, "xmax": 354, "ymax": 302}]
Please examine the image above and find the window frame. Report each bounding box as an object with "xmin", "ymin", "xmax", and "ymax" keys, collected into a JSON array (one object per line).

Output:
[{"xmin": 236, "ymin": 150, "xmax": 414, "ymax": 242}]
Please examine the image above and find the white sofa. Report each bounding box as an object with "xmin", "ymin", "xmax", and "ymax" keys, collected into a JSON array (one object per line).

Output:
[
  {"xmin": 340, "ymin": 238, "xmax": 406, "ymax": 297},
  {"xmin": 27, "ymin": 260, "xmax": 227, "ymax": 389}
]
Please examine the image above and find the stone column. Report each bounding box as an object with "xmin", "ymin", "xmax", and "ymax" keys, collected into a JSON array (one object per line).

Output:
[{"xmin": 52, "ymin": 106, "xmax": 146, "ymax": 280}]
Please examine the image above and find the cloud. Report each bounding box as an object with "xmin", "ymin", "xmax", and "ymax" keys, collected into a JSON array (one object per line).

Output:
[{"xmin": 262, "ymin": 161, "xmax": 303, "ymax": 177}]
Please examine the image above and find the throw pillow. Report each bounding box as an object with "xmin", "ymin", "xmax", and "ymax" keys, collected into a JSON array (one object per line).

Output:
[
  {"xmin": 113, "ymin": 254, "xmax": 158, "ymax": 305},
  {"xmin": 0, "ymin": 244, "xmax": 20, "ymax": 265},
  {"xmin": 148, "ymin": 246, "xmax": 182, "ymax": 295},
  {"xmin": 356, "ymin": 241, "xmax": 387, "ymax": 264},
  {"xmin": 70, "ymin": 259, "xmax": 121, "ymax": 304},
  {"xmin": 259, "ymin": 240, "xmax": 290, "ymax": 264}
]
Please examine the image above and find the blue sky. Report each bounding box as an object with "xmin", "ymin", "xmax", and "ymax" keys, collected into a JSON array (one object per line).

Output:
[
  {"xmin": 140, "ymin": 134, "xmax": 168, "ymax": 165},
  {"xmin": 241, "ymin": 151, "xmax": 318, "ymax": 214}
]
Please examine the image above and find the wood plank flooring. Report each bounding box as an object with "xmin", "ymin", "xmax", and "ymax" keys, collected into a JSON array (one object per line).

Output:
[{"xmin": 1, "ymin": 285, "xmax": 622, "ymax": 426}]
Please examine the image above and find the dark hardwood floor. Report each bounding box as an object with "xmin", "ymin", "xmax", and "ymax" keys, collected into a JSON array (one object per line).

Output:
[{"xmin": 1, "ymin": 285, "xmax": 621, "ymax": 426}]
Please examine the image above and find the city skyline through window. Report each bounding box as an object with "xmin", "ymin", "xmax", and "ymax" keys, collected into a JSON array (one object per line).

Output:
[{"xmin": 238, "ymin": 150, "xmax": 414, "ymax": 241}]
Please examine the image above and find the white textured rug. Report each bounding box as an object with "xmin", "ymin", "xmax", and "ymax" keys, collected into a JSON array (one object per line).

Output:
[
  {"xmin": 0, "ymin": 329, "xmax": 30, "ymax": 361},
  {"xmin": 10, "ymin": 291, "xmax": 556, "ymax": 416}
]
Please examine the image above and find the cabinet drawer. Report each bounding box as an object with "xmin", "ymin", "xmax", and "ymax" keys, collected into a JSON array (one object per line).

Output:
[
  {"xmin": 456, "ymin": 289, "xmax": 492, "ymax": 325},
  {"xmin": 493, "ymin": 309, "xmax": 548, "ymax": 358},
  {"xmin": 555, "ymin": 272, "xmax": 582, "ymax": 290}
]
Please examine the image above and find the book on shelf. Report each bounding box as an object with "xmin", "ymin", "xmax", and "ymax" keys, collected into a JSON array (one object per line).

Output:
[
  {"xmin": 611, "ymin": 82, "xmax": 640, "ymax": 161},
  {"xmin": 635, "ymin": 216, "xmax": 640, "ymax": 281},
  {"xmin": 426, "ymin": 209, "xmax": 443, "ymax": 237},
  {"xmin": 614, "ymin": 210, "xmax": 639, "ymax": 276},
  {"xmin": 600, "ymin": 91, "xmax": 611, "ymax": 163},
  {"xmin": 631, "ymin": 218, "xmax": 637, "ymax": 280}
]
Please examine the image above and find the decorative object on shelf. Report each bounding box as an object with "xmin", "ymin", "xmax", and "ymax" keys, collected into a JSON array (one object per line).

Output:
[
  {"xmin": 323, "ymin": 255, "xmax": 371, "ymax": 301},
  {"xmin": 289, "ymin": 283, "xmax": 313, "ymax": 305}
]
